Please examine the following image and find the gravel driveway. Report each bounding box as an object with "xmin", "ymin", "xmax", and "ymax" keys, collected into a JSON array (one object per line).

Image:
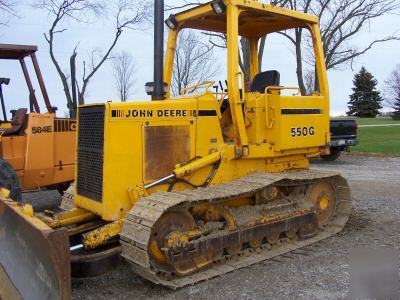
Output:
[{"xmin": 24, "ymin": 154, "xmax": 400, "ymax": 299}]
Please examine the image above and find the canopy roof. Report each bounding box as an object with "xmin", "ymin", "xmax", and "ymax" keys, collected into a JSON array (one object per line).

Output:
[
  {"xmin": 173, "ymin": 0, "xmax": 318, "ymax": 38},
  {"xmin": 0, "ymin": 44, "xmax": 37, "ymax": 60}
]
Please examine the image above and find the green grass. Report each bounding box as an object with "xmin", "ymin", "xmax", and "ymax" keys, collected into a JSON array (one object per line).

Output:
[
  {"xmin": 352, "ymin": 125, "xmax": 400, "ymax": 155},
  {"xmin": 356, "ymin": 117, "xmax": 400, "ymax": 126}
]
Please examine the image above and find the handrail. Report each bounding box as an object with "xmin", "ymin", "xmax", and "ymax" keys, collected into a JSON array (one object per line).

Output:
[
  {"xmin": 180, "ymin": 81, "xmax": 215, "ymax": 95},
  {"xmin": 179, "ymin": 80, "xmax": 228, "ymax": 106},
  {"xmin": 265, "ymin": 86, "xmax": 301, "ymax": 95}
]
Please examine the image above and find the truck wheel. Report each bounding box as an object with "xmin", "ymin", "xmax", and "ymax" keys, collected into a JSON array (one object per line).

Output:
[
  {"xmin": 320, "ymin": 149, "xmax": 341, "ymax": 161},
  {"xmin": 0, "ymin": 158, "xmax": 22, "ymax": 202}
]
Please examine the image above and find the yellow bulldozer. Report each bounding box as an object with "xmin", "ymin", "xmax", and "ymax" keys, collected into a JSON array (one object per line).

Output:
[
  {"xmin": 0, "ymin": 44, "xmax": 76, "ymax": 201},
  {"xmin": 0, "ymin": 1, "xmax": 351, "ymax": 299}
]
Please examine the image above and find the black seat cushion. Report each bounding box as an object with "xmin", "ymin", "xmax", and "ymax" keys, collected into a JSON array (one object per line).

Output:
[
  {"xmin": 250, "ymin": 70, "xmax": 280, "ymax": 93},
  {"xmin": 2, "ymin": 108, "xmax": 27, "ymax": 136}
]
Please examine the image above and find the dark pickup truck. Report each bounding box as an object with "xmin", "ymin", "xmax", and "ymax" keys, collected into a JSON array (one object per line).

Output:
[{"xmin": 320, "ymin": 118, "xmax": 358, "ymax": 161}]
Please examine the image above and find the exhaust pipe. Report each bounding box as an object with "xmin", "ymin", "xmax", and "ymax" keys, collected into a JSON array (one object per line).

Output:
[
  {"xmin": 0, "ymin": 77, "xmax": 10, "ymax": 121},
  {"xmin": 152, "ymin": 0, "xmax": 165, "ymax": 100}
]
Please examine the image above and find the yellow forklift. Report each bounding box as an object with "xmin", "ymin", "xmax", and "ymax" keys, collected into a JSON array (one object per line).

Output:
[
  {"xmin": 0, "ymin": 44, "xmax": 76, "ymax": 201},
  {"xmin": 0, "ymin": 1, "xmax": 351, "ymax": 299}
]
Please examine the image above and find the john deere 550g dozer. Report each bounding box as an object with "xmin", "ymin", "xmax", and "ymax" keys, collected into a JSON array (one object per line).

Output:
[{"xmin": 0, "ymin": 1, "xmax": 351, "ymax": 298}]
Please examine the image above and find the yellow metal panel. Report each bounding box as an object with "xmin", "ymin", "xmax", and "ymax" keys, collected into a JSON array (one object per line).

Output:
[
  {"xmin": 227, "ymin": 4, "xmax": 248, "ymax": 148},
  {"xmin": 310, "ymin": 24, "xmax": 330, "ymax": 143},
  {"xmin": 196, "ymin": 94, "xmax": 224, "ymax": 156},
  {"xmin": 265, "ymin": 94, "xmax": 327, "ymax": 151},
  {"xmin": 164, "ymin": 29, "xmax": 178, "ymax": 98},
  {"xmin": 22, "ymin": 113, "xmax": 55, "ymax": 189},
  {"xmin": 53, "ymin": 119, "xmax": 76, "ymax": 166},
  {"xmin": 52, "ymin": 165, "xmax": 74, "ymax": 184},
  {"xmin": 245, "ymin": 93, "xmax": 267, "ymax": 144},
  {"xmin": 249, "ymin": 37, "xmax": 259, "ymax": 81},
  {"xmin": 247, "ymin": 144, "xmax": 274, "ymax": 158},
  {"xmin": 174, "ymin": 2, "xmax": 213, "ymax": 23},
  {"xmin": 0, "ymin": 135, "xmax": 26, "ymax": 171},
  {"xmin": 75, "ymin": 193, "xmax": 103, "ymax": 217},
  {"xmin": 102, "ymin": 105, "xmax": 144, "ymax": 220},
  {"xmin": 0, "ymin": 122, "xmax": 11, "ymax": 129}
]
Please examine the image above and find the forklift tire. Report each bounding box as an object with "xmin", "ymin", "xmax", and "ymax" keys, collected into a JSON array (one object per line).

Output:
[
  {"xmin": 320, "ymin": 149, "xmax": 342, "ymax": 161},
  {"xmin": 0, "ymin": 158, "xmax": 22, "ymax": 202}
]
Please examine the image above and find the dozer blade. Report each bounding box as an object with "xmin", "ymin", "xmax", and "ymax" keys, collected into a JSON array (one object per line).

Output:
[{"xmin": 0, "ymin": 196, "xmax": 70, "ymax": 300}]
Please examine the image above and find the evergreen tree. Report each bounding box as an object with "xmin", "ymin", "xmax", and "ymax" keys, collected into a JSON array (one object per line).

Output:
[
  {"xmin": 347, "ymin": 67, "xmax": 383, "ymax": 117},
  {"xmin": 393, "ymin": 91, "xmax": 400, "ymax": 120}
]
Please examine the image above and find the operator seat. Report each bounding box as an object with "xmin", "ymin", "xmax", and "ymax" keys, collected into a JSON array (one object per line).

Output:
[
  {"xmin": 1, "ymin": 108, "xmax": 27, "ymax": 136},
  {"xmin": 220, "ymin": 70, "xmax": 281, "ymax": 114},
  {"xmin": 250, "ymin": 70, "xmax": 280, "ymax": 93}
]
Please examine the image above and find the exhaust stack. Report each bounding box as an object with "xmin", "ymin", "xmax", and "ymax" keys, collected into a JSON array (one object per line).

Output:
[{"xmin": 152, "ymin": 0, "xmax": 165, "ymax": 100}]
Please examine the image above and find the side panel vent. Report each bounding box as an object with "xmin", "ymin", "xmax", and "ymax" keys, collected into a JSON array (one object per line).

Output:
[{"xmin": 76, "ymin": 105, "xmax": 105, "ymax": 201}]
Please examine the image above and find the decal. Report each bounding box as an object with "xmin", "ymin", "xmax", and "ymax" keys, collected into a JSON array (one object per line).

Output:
[
  {"xmin": 32, "ymin": 126, "xmax": 52, "ymax": 134},
  {"xmin": 111, "ymin": 109, "xmax": 190, "ymax": 119},
  {"xmin": 54, "ymin": 119, "xmax": 77, "ymax": 132},
  {"xmin": 291, "ymin": 126, "xmax": 315, "ymax": 137},
  {"xmin": 281, "ymin": 109, "xmax": 321, "ymax": 115}
]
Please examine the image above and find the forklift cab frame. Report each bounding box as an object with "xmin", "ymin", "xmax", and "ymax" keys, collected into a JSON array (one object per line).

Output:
[{"xmin": 0, "ymin": 44, "xmax": 56, "ymax": 133}]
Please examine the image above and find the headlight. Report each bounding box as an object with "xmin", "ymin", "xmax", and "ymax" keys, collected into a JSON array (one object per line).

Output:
[
  {"xmin": 145, "ymin": 82, "xmax": 154, "ymax": 95},
  {"xmin": 211, "ymin": 0, "xmax": 226, "ymax": 14},
  {"xmin": 145, "ymin": 82, "xmax": 168, "ymax": 96},
  {"xmin": 165, "ymin": 15, "xmax": 178, "ymax": 29}
]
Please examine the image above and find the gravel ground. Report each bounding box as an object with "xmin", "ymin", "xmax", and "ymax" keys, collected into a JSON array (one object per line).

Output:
[{"xmin": 24, "ymin": 154, "xmax": 400, "ymax": 299}]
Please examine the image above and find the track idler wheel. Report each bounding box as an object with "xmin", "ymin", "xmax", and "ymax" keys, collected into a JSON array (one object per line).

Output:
[{"xmin": 308, "ymin": 180, "xmax": 336, "ymax": 227}]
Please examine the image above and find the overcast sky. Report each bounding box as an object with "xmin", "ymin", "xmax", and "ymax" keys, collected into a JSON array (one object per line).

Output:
[{"xmin": 0, "ymin": 1, "xmax": 399, "ymax": 118}]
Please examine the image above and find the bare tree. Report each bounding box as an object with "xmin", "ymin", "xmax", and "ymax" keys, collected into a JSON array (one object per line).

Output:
[
  {"xmin": 35, "ymin": 0, "xmax": 150, "ymax": 116},
  {"xmin": 112, "ymin": 51, "xmax": 135, "ymax": 102},
  {"xmin": 0, "ymin": 0, "xmax": 15, "ymax": 13},
  {"xmin": 0, "ymin": 0, "xmax": 17, "ymax": 26},
  {"xmin": 165, "ymin": 0, "xmax": 202, "ymax": 11},
  {"xmin": 304, "ymin": 69, "xmax": 315, "ymax": 96},
  {"xmin": 279, "ymin": 0, "xmax": 400, "ymax": 94},
  {"xmin": 172, "ymin": 30, "xmax": 219, "ymax": 96},
  {"xmin": 384, "ymin": 64, "xmax": 400, "ymax": 111},
  {"xmin": 318, "ymin": 0, "xmax": 399, "ymax": 70}
]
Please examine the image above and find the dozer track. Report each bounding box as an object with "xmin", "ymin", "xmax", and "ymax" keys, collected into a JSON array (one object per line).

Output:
[{"xmin": 120, "ymin": 169, "xmax": 351, "ymax": 289}]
